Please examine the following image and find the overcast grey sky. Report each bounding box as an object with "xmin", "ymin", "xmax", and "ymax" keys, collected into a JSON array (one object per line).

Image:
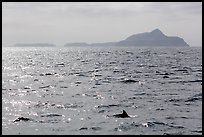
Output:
[{"xmin": 2, "ymin": 2, "xmax": 202, "ymax": 47}]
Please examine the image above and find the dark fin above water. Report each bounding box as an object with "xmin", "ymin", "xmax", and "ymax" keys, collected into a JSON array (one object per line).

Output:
[{"xmin": 113, "ymin": 110, "xmax": 130, "ymax": 118}]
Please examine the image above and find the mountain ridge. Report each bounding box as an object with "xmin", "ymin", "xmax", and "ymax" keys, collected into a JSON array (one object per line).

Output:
[
  {"xmin": 11, "ymin": 29, "xmax": 189, "ymax": 47},
  {"xmin": 115, "ymin": 29, "xmax": 189, "ymax": 47},
  {"xmin": 65, "ymin": 29, "xmax": 189, "ymax": 47}
]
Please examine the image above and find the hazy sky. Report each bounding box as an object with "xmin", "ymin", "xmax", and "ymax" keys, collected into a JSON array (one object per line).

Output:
[{"xmin": 2, "ymin": 2, "xmax": 202, "ymax": 47}]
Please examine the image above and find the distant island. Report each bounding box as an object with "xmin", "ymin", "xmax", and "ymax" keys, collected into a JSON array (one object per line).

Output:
[
  {"xmin": 115, "ymin": 29, "xmax": 189, "ymax": 47},
  {"xmin": 13, "ymin": 43, "xmax": 56, "ymax": 47},
  {"xmin": 64, "ymin": 29, "xmax": 189, "ymax": 47},
  {"xmin": 11, "ymin": 29, "xmax": 189, "ymax": 47}
]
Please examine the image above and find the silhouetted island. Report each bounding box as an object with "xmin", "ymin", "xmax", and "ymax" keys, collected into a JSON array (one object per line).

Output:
[
  {"xmin": 116, "ymin": 29, "xmax": 189, "ymax": 47},
  {"xmin": 64, "ymin": 29, "xmax": 189, "ymax": 47},
  {"xmin": 13, "ymin": 43, "xmax": 56, "ymax": 47}
]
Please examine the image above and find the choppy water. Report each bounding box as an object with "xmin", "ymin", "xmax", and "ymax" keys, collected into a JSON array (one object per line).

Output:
[{"xmin": 2, "ymin": 47, "xmax": 202, "ymax": 135}]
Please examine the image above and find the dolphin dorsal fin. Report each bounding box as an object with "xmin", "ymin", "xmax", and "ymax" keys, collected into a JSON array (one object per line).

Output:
[{"xmin": 123, "ymin": 110, "xmax": 128, "ymax": 115}]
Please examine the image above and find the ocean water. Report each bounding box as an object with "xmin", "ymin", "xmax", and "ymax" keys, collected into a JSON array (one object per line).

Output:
[{"xmin": 2, "ymin": 47, "xmax": 202, "ymax": 135}]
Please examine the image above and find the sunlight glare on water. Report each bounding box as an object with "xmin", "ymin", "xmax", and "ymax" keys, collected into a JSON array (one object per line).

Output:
[{"xmin": 2, "ymin": 47, "xmax": 202, "ymax": 135}]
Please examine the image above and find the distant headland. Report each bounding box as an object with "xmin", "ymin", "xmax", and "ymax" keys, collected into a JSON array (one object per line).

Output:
[
  {"xmin": 11, "ymin": 29, "xmax": 189, "ymax": 47},
  {"xmin": 65, "ymin": 29, "xmax": 189, "ymax": 47},
  {"xmin": 115, "ymin": 29, "xmax": 189, "ymax": 47}
]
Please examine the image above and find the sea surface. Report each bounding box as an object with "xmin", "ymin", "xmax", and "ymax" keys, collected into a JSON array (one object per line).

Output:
[{"xmin": 2, "ymin": 47, "xmax": 202, "ymax": 135}]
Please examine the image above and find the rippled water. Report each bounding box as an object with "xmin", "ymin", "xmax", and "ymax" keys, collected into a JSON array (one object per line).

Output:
[{"xmin": 2, "ymin": 47, "xmax": 202, "ymax": 135}]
